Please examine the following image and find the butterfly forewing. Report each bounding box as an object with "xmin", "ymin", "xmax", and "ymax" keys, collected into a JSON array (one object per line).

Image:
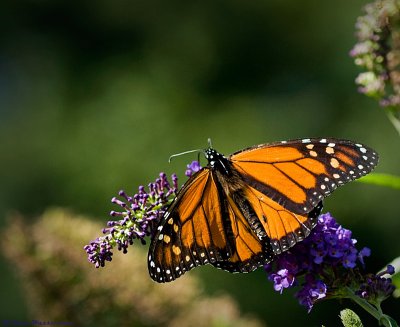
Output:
[
  {"xmin": 230, "ymin": 138, "xmax": 378, "ymax": 214},
  {"xmin": 148, "ymin": 168, "xmax": 236, "ymax": 282}
]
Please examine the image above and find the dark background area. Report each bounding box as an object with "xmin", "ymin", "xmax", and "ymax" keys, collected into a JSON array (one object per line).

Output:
[{"xmin": 0, "ymin": 1, "xmax": 399, "ymax": 326}]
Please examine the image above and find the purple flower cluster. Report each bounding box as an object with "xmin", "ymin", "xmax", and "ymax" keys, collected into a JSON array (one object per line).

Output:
[
  {"xmin": 311, "ymin": 213, "xmax": 371, "ymax": 269},
  {"xmin": 357, "ymin": 265, "xmax": 396, "ymax": 304},
  {"xmin": 84, "ymin": 172, "xmax": 178, "ymax": 268},
  {"xmin": 351, "ymin": 0, "xmax": 400, "ymax": 109},
  {"xmin": 264, "ymin": 213, "xmax": 375, "ymax": 312}
]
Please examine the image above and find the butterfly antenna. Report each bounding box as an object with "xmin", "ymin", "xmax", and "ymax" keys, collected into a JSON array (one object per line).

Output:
[
  {"xmin": 168, "ymin": 149, "xmax": 203, "ymax": 163},
  {"xmin": 207, "ymin": 138, "xmax": 213, "ymax": 148}
]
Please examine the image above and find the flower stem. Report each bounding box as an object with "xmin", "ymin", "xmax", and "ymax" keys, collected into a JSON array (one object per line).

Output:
[
  {"xmin": 345, "ymin": 287, "xmax": 398, "ymax": 327},
  {"xmin": 386, "ymin": 109, "xmax": 400, "ymax": 136}
]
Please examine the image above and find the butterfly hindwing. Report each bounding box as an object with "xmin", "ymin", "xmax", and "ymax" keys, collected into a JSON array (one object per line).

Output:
[
  {"xmin": 210, "ymin": 185, "xmax": 323, "ymax": 269},
  {"xmin": 242, "ymin": 183, "xmax": 323, "ymax": 254}
]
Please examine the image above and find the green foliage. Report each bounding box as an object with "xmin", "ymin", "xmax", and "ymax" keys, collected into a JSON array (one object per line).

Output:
[
  {"xmin": 358, "ymin": 173, "xmax": 400, "ymax": 190},
  {"xmin": 340, "ymin": 309, "xmax": 364, "ymax": 327}
]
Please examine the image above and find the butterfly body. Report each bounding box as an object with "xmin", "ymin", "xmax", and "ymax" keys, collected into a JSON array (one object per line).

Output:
[{"xmin": 148, "ymin": 138, "xmax": 378, "ymax": 283}]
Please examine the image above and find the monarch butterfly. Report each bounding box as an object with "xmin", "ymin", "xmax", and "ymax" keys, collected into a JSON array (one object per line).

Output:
[{"xmin": 148, "ymin": 138, "xmax": 378, "ymax": 283}]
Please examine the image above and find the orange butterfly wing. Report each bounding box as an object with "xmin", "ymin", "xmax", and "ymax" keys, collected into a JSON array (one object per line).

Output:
[
  {"xmin": 230, "ymin": 138, "xmax": 378, "ymax": 214},
  {"xmin": 148, "ymin": 169, "xmax": 226, "ymax": 282}
]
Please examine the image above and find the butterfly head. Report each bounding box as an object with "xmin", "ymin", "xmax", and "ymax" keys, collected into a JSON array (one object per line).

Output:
[{"xmin": 205, "ymin": 147, "xmax": 230, "ymax": 174}]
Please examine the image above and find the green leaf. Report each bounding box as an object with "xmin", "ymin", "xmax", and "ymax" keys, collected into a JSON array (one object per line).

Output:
[
  {"xmin": 393, "ymin": 274, "xmax": 400, "ymax": 298},
  {"xmin": 340, "ymin": 309, "xmax": 363, "ymax": 327},
  {"xmin": 357, "ymin": 173, "xmax": 400, "ymax": 190},
  {"xmin": 381, "ymin": 315, "xmax": 399, "ymax": 327}
]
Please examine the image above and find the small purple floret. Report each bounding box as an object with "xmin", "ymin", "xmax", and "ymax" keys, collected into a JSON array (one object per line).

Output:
[
  {"xmin": 269, "ymin": 269, "xmax": 295, "ymax": 293},
  {"xmin": 386, "ymin": 264, "xmax": 395, "ymax": 275},
  {"xmin": 185, "ymin": 161, "xmax": 202, "ymax": 177}
]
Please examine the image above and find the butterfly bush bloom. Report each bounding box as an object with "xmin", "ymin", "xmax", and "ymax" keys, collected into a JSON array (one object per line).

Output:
[
  {"xmin": 84, "ymin": 172, "xmax": 178, "ymax": 268},
  {"xmin": 264, "ymin": 213, "xmax": 396, "ymax": 316},
  {"xmin": 84, "ymin": 162, "xmax": 203, "ymax": 268},
  {"xmin": 351, "ymin": 0, "xmax": 400, "ymax": 133},
  {"xmin": 351, "ymin": 0, "xmax": 400, "ymax": 105},
  {"xmin": 357, "ymin": 265, "xmax": 396, "ymax": 304}
]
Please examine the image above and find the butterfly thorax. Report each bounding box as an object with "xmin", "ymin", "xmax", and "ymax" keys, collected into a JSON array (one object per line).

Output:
[{"xmin": 205, "ymin": 148, "xmax": 244, "ymax": 195}]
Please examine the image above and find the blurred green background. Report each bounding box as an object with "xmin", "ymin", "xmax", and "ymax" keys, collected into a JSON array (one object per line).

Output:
[{"xmin": 0, "ymin": 0, "xmax": 399, "ymax": 326}]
